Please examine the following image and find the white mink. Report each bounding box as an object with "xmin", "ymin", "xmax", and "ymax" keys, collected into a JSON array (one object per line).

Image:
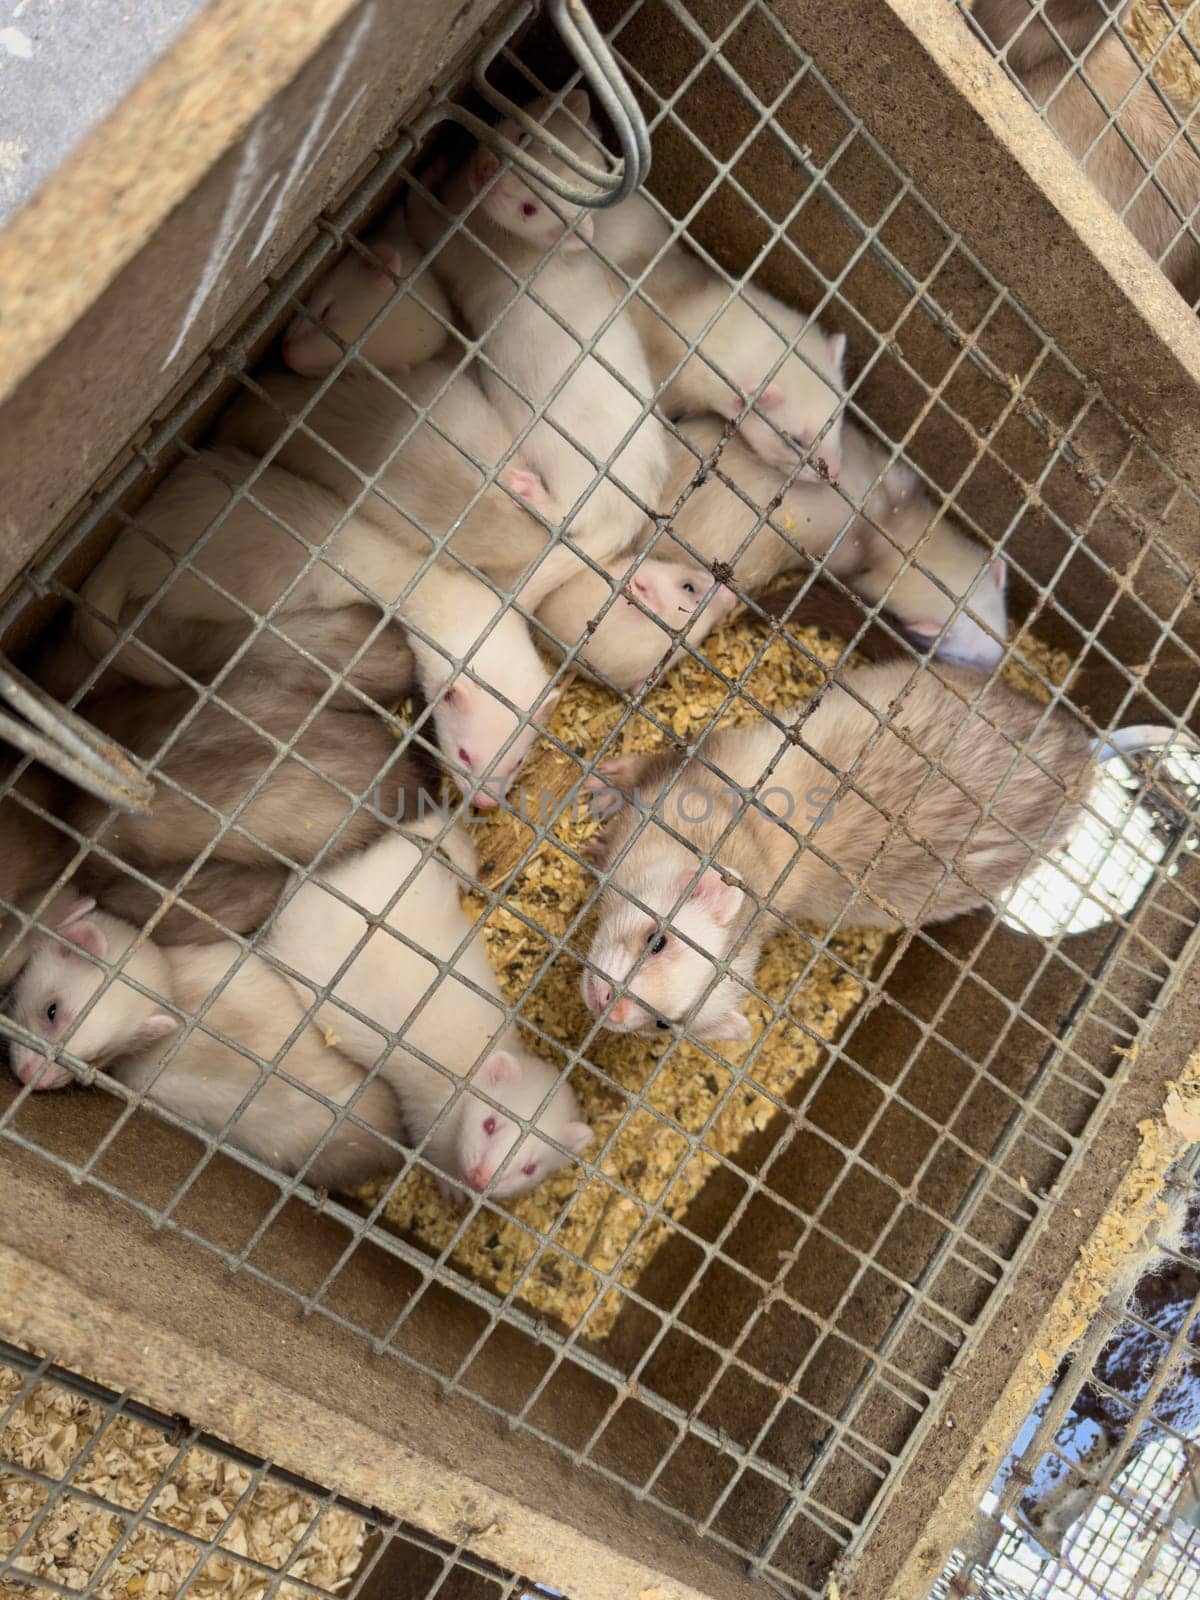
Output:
[
  {"xmin": 593, "ymin": 190, "xmax": 846, "ymax": 478},
  {"xmin": 581, "ymin": 661, "xmax": 1094, "ymax": 1041},
  {"xmin": 847, "ymin": 444, "xmax": 1009, "ymax": 670},
  {"xmin": 76, "ymin": 445, "xmax": 558, "ymax": 803},
  {"xmin": 282, "ymin": 215, "xmax": 452, "ymax": 376},
  {"xmin": 537, "ymin": 551, "xmax": 737, "ymax": 688},
  {"xmin": 263, "ymin": 827, "xmax": 591, "ymax": 1201},
  {"xmin": 664, "ymin": 418, "xmax": 1008, "ymax": 669},
  {"xmin": 6, "ymin": 895, "xmax": 403, "ymax": 1191},
  {"xmin": 591, "ymin": 186, "xmax": 674, "ymax": 279},
  {"xmin": 407, "ymin": 92, "xmax": 675, "ymax": 568},
  {"xmin": 398, "ymin": 553, "xmax": 561, "ymax": 807},
  {"xmin": 223, "ymin": 360, "xmax": 586, "ymax": 610}
]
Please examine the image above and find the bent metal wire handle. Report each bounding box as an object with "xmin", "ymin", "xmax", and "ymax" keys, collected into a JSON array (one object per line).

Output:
[
  {"xmin": 442, "ymin": 0, "xmax": 652, "ymax": 207},
  {"xmin": 0, "ymin": 659, "xmax": 153, "ymax": 814}
]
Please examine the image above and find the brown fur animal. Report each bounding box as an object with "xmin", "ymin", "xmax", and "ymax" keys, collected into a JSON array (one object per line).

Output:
[
  {"xmin": 582, "ymin": 660, "xmax": 1094, "ymax": 1039},
  {"xmin": 972, "ymin": 0, "xmax": 1200, "ymax": 301},
  {"xmin": 47, "ymin": 606, "xmax": 434, "ymax": 945}
]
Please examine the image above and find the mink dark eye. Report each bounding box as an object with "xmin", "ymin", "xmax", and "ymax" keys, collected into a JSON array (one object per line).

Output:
[
  {"xmin": 656, "ymin": 1020, "xmax": 670, "ymax": 1031},
  {"xmin": 483, "ymin": 1115, "xmax": 497, "ymax": 1136},
  {"xmin": 45, "ymin": 1002, "xmax": 57, "ymax": 1023},
  {"xmin": 648, "ymin": 933, "xmax": 667, "ymax": 954},
  {"xmin": 522, "ymin": 1161, "xmax": 537, "ymax": 1177},
  {"xmin": 521, "ymin": 201, "xmax": 537, "ymax": 217},
  {"xmin": 681, "ymin": 582, "xmax": 696, "ymax": 596}
]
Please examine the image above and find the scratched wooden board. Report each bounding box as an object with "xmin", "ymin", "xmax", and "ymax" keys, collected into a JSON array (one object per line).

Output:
[
  {"xmin": 0, "ymin": 0, "xmax": 515, "ymax": 601},
  {"xmin": 359, "ymin": 610, "xmax": 1072, "ymax": 1341}
]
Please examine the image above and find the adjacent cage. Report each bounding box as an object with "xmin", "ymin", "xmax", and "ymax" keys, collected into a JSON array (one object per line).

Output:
[
  {"xmin": 931, "ymin": 1159, "xmax": 1200, "ymax": 1600},
  {"xmin": 0, "ymin": 1339, "xmax": 543, "ymax": 1600},
  {"xmin": 955, "ymin": 0, "xmax": 1200, "ymax": 311},
  {"xmin": 2, "ymin": 2, "xmax": 1200, "ymax": 1598}
]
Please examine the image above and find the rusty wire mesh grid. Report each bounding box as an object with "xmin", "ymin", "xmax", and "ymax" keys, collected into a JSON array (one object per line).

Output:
[
  {"xmin": 930, "ymin": 1159, "xmax": 1200, "ymax": 1600},
  {"xmin": 954, "ymin": 0, "xmax": 1200, "ymax": 306},
  {"xmin": 1, "ymin": 0, "xmax": 1200, "ymax": 1593},
  {"xmin": 0, "ymin": 1338, "xmax": 542, "ymax": 1600}
]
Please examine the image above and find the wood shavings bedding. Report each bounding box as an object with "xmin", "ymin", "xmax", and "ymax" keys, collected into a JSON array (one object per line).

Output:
[
  {"xmin": 359, "ymin": 610, "xmax": 1073, "ymax": 1342},
  {"xmin": 0, "ymin": 1353, "xmax": 365, "ymax": 1600},
  {"xmin": 1126, "ymin": 0, "xmax": 1200, "ymax": 107}
]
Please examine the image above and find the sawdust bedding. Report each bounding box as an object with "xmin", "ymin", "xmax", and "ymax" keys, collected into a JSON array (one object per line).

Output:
[
  {"xmin": 365, "ymin": 0, "xmax": 1198, "ymax": 1344},
  {"xmin": 0, "ymin": 1353, "xmax": 366, "ymax": 1599},
  {"xmin": 359, "ymin": 604, "xmax": 1073, "ymax": 1344}
]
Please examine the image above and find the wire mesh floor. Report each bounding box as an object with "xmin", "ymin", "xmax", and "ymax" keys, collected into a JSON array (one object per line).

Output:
[
  {"xmin": 0, "ymin": 1339, "xmax": 547, "ymax": 1600},
  {"xmin": 1, "ymin": 0, "xmax": 1199, "ymax": 1594}
]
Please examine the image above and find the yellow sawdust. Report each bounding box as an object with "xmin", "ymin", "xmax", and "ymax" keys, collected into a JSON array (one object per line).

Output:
[
  {"xmin": 359, "ymin": 613, "xmax": 1071, "ymax": 1341},
  {"xmin": 1126, "ymin": 0, "xmax": 1200, "ymax": 108},
  {"xmin": 0, "ymin": 1354, "xmax": 364, "ymax": 1599}
]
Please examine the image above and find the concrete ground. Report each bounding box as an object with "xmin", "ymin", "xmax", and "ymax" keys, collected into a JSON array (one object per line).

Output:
[{"xmin": 0, "ymin": 0, "xmax": 208, "ymax": 226}]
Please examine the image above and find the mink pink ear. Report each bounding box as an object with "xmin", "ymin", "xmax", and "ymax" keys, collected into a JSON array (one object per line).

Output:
[
  {"xmin": 470, "ymin": 146, "xmax": 500, "ymax": 191},
  {"xmin": 481, "ymin": 1051, "xmax": 522, "ymax": 1088},
  {"xmin": 698, "ymin": 1008, "xmax": 752, "ymax": 1042},
  {"xmin": 440, "ymin": 678, "xmax": 471, "ymax": 709},
  {"xmin": 990, "ymin": 557, "xmax": 1008, "ymax": 593},
  {"xmin": 135, "ymin": 1013, "xmax": 178, "ymax": 1046},
  {"xmin": 680, "ymin": 866, "xmax": 744, "ymax": 927},
  {"xmin": 827, "ymin": 331, "xmax": 848, "ymax": 372},
  {"xmin": 58, "ymin": 915, "xmax": 107, "ymax": 961},
  {"xmin": 367, "ymin": 240, "xmax": 403, "ymax": 278},
  {"xmin": 563, "ymin": 88, "xmax": 592, "ymax": 123},
  {"xmin": 57, "ymin": 897, "xmax": 97, "ymax": 930},
  {"xmin": 561, "ymin": 1120, "xmax": 592, "ymax": 1155}
]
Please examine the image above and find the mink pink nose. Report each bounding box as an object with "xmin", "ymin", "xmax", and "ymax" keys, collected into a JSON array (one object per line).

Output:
[
  {"xmin": 585, "ymin": 975, "xmax": 612, "ymax": 1013},
  {"xmin": 467, "ymin": 1164, "xmax": 492, "ymax": 1191},
  {"xmin": 608, "ymin": 997, "xmax": 636, "ymax": 1026},
  {"xmin": 12, "ymin": 1049, "xmax": 59, "ymax": 1088}
]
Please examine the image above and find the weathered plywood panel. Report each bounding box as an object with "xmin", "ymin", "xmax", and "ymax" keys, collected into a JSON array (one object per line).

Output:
[{"xmin": 0, "ymin": 0, "xmax": 512, "ymax": 592}]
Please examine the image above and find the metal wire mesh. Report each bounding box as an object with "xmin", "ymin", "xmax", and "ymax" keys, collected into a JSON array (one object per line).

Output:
[
  {"xmin": 930, "ymin": 1160, "xmax": 1200, "ymax": 1600},
  {"xmin": 0, "ymin": 1338, "xmax": 545, "ymax": 1600},
  {"xmin": 2, "ymin": 0, "xmax": 1200, "ymax": 1594},
  {"xmin": 954, "ymin": 0, "xmax": 1200, "ymax": 307}
]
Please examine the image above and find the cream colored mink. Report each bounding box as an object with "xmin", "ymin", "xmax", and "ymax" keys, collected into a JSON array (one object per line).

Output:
[
  {"xmin": 407, "ymin": 92, "xmax": 675, "ymax": 567},
  {"xmin": 74, "ymin": 443, "xmax": 557, "ymax": 804},
  {"xmin": 65, "ymin": 650, "xmax": 432, "ymax": 881},
  {"xmin": 6, "ymin": 896, "xmax": 404, "ymax": 1191},
  {"xmin": 536, "ymin": 551, "xmax": 737, "ymax": 687},
  {"xmin": 265, "ymin": 828, "xmax": 591, "ymax": 1201},
  {"xmin": 282, "ymin": 215, "xmax": 452, "ymax": 375},
  {"xmin": 592, "ymin": 189, "xmax": 847, "ymax": 477},
  {"xmin": 664, "ymin": 418, "xmax": 1009, "ymax": 669},
  {"xmin": 582, "ymin": 660, "xmax": 1094, "ymax": 1040}
]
